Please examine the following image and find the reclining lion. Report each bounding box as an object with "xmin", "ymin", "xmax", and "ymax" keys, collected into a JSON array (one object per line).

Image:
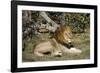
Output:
[{"xmin": 33, "ymin": 25, "xmax": 82, "ymax": 57}]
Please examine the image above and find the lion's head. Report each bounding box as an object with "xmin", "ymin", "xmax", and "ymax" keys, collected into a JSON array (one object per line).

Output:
[{"xmin": 54, "ymin": 25, "xmax": 72, "ymax": 44}]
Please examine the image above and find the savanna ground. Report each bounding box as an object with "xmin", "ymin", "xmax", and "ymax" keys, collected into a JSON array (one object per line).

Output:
[{"xmin": 22, "ymin": 31, "xmax": 90, "ymax": 62}]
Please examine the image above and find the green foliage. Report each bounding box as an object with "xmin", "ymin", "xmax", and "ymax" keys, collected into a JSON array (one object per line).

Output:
[{"xmin": 65, "ymin": 13, "xmax": 90, "ymax": 33}]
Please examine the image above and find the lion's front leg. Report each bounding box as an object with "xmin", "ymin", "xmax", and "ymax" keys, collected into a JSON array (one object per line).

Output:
[
  {"xmin": 59, "ymin": 44, "xmax": 82, "ymax": 54},
  {"xmin": 64, "ymin": 47, "xmax": 82, "ymax": 54},
  {"xmin": 68, "ymin": 47, "xmax": 82, "ymax": 54}
]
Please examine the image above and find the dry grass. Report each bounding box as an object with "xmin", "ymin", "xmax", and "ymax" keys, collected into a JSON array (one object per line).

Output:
[{"xmin": 22, "ymin": 32, "xmax": 90, "ymax": 62}]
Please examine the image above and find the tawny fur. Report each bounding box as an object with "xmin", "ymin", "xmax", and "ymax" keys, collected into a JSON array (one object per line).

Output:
[{"xmin": 33, "ymin": 25, "xmax": 82, "ymax": 57}]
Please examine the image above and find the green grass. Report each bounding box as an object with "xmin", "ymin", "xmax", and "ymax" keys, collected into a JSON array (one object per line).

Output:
[{"xmin": 22, "ymin": 32, "xmax": 90, "ymax": 62}]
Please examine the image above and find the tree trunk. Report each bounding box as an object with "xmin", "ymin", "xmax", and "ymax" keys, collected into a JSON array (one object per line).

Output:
[{"xmin": 40, "ymin": 12, "xmax": 59, "ymax": 32}]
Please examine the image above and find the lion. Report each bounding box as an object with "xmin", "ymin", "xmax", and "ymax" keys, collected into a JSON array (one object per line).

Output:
[{"xmin": 33, "ymin": 25, "xmax": 82, "ymax": 57}]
